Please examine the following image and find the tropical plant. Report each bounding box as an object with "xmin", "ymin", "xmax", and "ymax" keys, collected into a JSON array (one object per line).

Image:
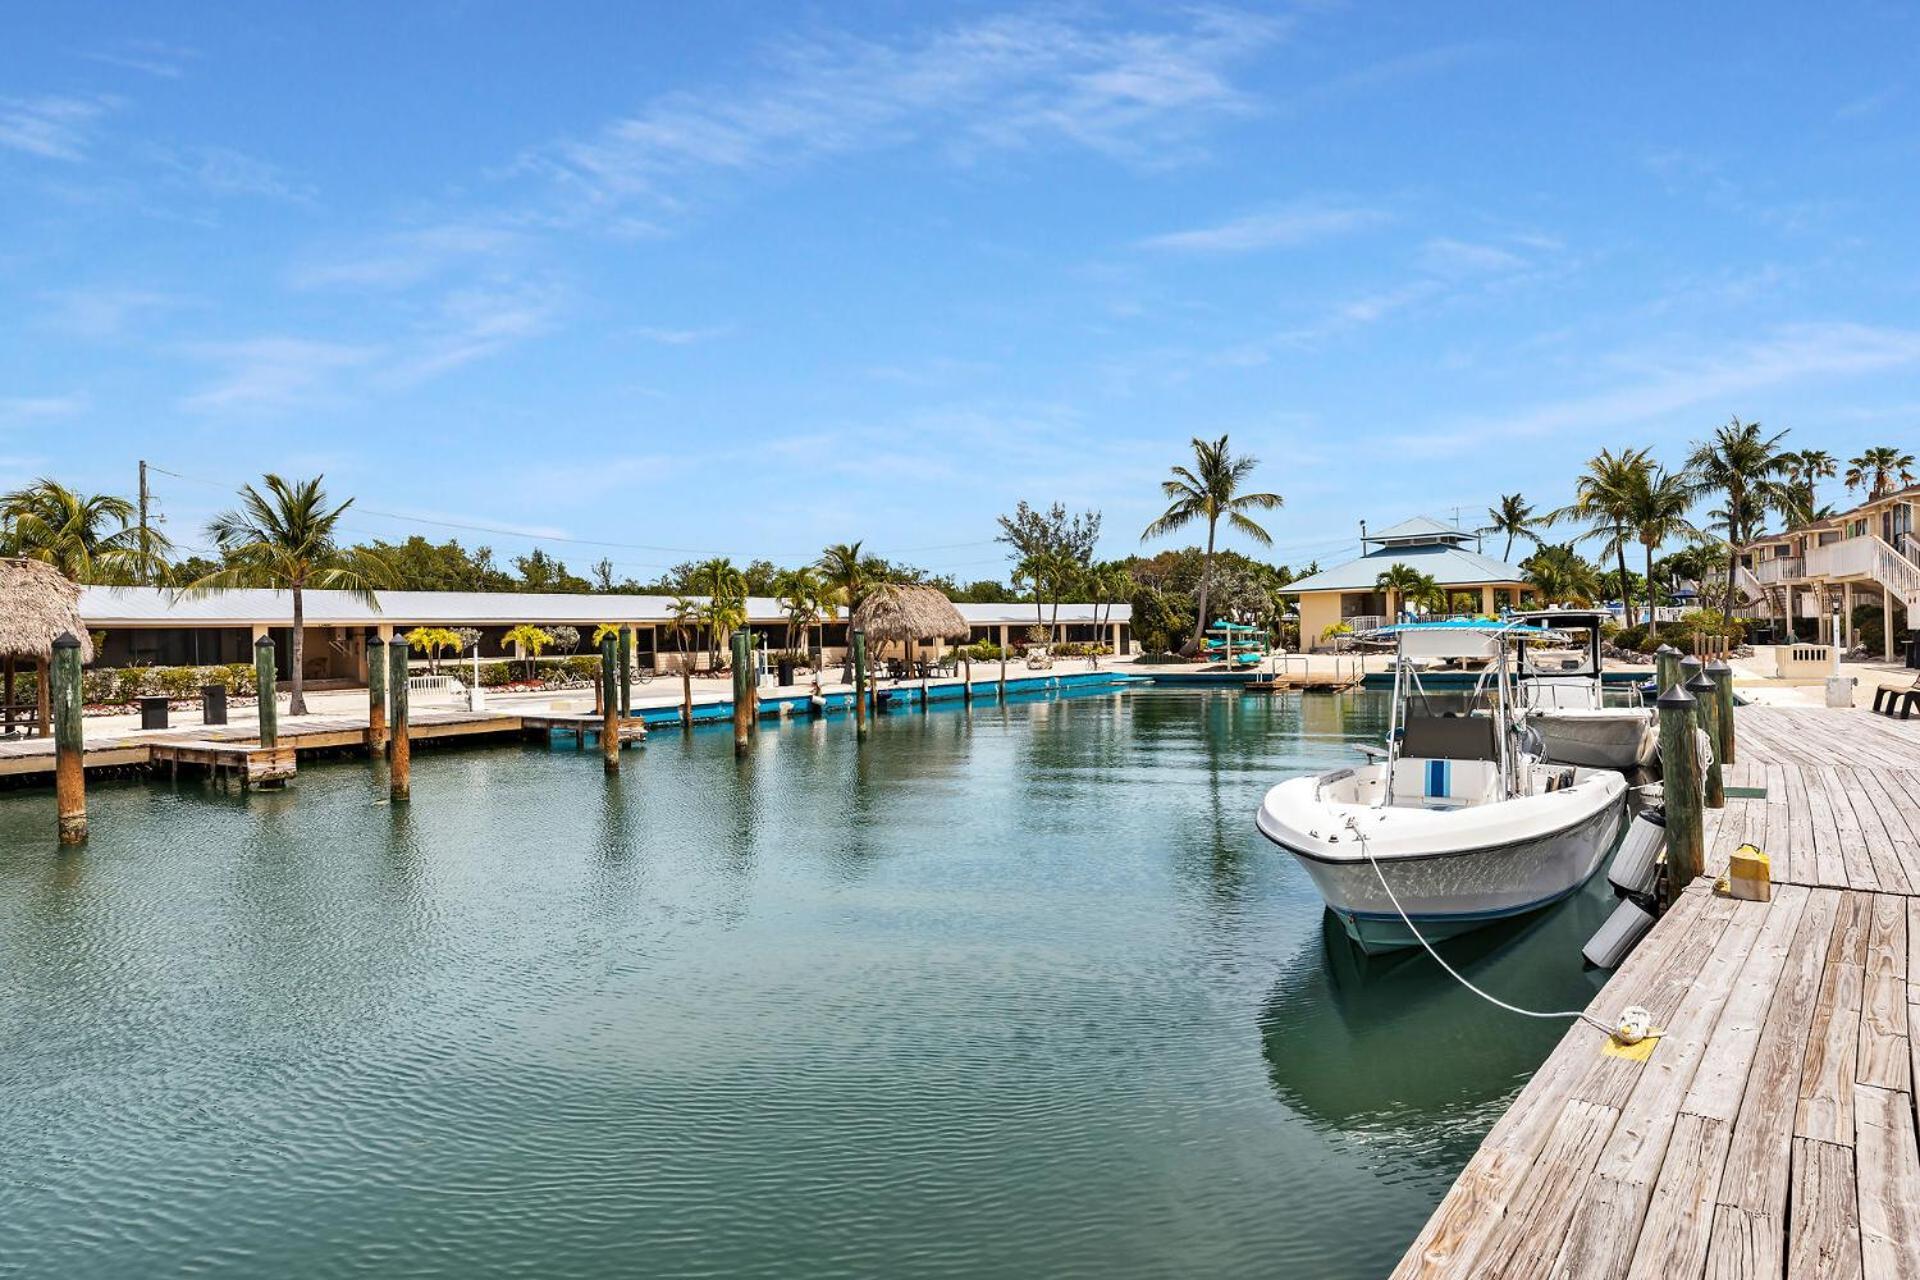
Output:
[
  {"xmin": 667, "ymin": 595, "xmax": 700, "ymax": 727},
  {"xmin": 1374, "ymin": 562, "xmax": 1425, "ymax": 621},
  {"xmin": 0, "ymin": 477, "xmax": 173, "ymax": 584},
  {"xmin": 1685, "ymin": 418, "xmax": 1793, "ymax": 613},
  {"xmin": 1479, "ymin": 492, "xmax": 1546, "ymax": 562},
  {"xmin": 451, "ymin": 627, "xmax": 482, "ymax": 655},
  {"xmin": 1140, "ymin": 435, "xmax": 1283, "ymax": 650},
  {"xmin": 501, "ymin": 624, "xmax": 554, "ymax": 681},
  {"xmin": 404, "ymin": 626, "xmax": 463, "ymax": 675},
  {"xmin": 547, "ymin": 624, "xmax": 581, "ymax": 654},
  {"xmin": 1407, "ymin": 571, "xmax": 1446, "ymax": 615},
  {"xmin": 773, "ymin": 566, "xmax": 825, "ymax": 652},
  {"xmin": 591, "ymin": 622, "xmax": 621, "ymax": 648},
  {"xmin": 1623, "ymin": 468, "xmax": 1703, "ymax": 640},
  {"xmin": 1844, "ymin": 446, "xmax": 1917, "ymax": 500},
  {"xmin": 997, "ymin": 501, "xmax": 1102, "ymax": 637},
  {"xmin": 189, "ymin": 474, "xmax": 381, "ymax": 715},
  {"xmin": 1779, "ymin": 449, "xmax": 1837, "ymax": 523},
  {"xmin": 1523, "ymin": 542, "xmax": 1601, "ymax": 606},
  {"xmin": 1552, "ymin": 447, "xmax": 1652, "ymax": 626},
  {"xmin": 690, "ymin": 557, "xmax": 748, "ymax": 668}
]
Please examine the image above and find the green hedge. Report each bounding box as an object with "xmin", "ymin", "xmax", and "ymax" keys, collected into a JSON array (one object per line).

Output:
[{"xmin": 82, "ymin": 663, "xmax": 258, "ymax": 705}]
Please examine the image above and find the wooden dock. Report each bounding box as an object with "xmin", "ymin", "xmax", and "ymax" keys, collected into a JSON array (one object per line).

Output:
[{"xmin": 1395, "ymin": 705, "xmax": 1920, "ymax": 1278}]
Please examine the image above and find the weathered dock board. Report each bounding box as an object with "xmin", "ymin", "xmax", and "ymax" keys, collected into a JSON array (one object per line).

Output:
[{"xmin": 1394, "ymin": 704, "xmax": 1920, "ymax": 1278}]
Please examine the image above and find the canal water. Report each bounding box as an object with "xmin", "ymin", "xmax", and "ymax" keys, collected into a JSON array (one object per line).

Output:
[{"xmin": 0, "ymin": 688, "xmax": 1618, "ymax": 1278}]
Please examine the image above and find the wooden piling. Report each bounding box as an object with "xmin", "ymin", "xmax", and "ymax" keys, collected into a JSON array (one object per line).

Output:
[
  {"xmin": 254, "ymin": 635, "xmax": 279, "ymax": 748},
  {"xmin": 388, "ymin": 637, "xmax": 410, "ymax": 800},
  {"xmin": 618, "ymin": 625, "xmax": 633, "ymax": 716},
  {"xmin": 35, "ymin": 656, "xmax": 50, "ymax": 738},
  {"xmin": 1656, "ymin": 682, "xmax": 1703, "ymax": 902},
  {"xmin": 852, "ymin": 630, "xmax": 869, "ymax": 738},
  {"xmin": 1687, "ymin": 667, "xmax": 1724, "ymax": 809},
  {"xmin": 730, "ymin": 630, "xmax": 752, "ymax": 755},
  {"xmin": 600, "ymin": 632, "xmax": 620, "ymax": 774},
  {"xmin": 998, "ymin": 651, "xmax": 1007, "ymax": 701},
  {"xmin": 1706, "ymin": 657, "xmax": 1735, "ymax": 764},
  {"xmin": 962, "ymin": 656, "xmax": 972, "ymax": 705},
  {"xmin": 51, "ymin": 632, "xmax": 85, "ymax": 846},
  {"xmin": 1654, "ymin": 643, "xmax": 1681, "ymax": 697},
  {"xmin": 3, "ymin": 654, "xmax": 14, "ymax": 737},
  {"xmin": 366, "ymin": 628, "xmax": 387, "ymax": 756}
]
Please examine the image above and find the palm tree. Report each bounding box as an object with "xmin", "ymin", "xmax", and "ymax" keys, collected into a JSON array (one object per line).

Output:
[
  {"xmin": 1625, "ymin": 468, "xmax": 1702, "ymax": 640},
  {"xmin": 773, "ymin": 566, "xmax": 824, "ymax": 653},
  {"xmin": 189, "ymin": 474, "xmax": 380, "ymax": 715},
  {"xmin": 1407, "ymin": 571, "xmax": 1446, "ymax": 616},
  {"xmin": 667, "ymin": 595, "xmax": 700, "ymax": 728},
  {"xmin": 1140, "ymin": 435, "xmax": 1283, "ymax": 650},
  {"xmin": 819, "ymin": 541, "xmax": 880, "ymax": 680},
  {"xmin": 405, "ymin": 626, "xmax": 462, "ymax": 675},
  {"xmin": 1780, "ymin": 449, "xmax": 1837, "ymax": 523},
  {"xmin": 500, "ymin": 624, "xmax": 553, "ymax": 682},
  {"xmin": 690, "ymin": 557, "xmax": 747, "ymax": 668},
  {"xmin": 1522, "ymin": 543, "xmax": 1601, "ymax": 606},
  {"xmin": 1374, "ymin": 562, "xmax": 1424, "ymax": 621},
  {"xmin": 0, "ymin": 478, "xmax": 173, "ymax": 583},
  {"xmin": 1685, "ymin": 418, "xmax": 1793, "ymax": 613},
  {"xmin": 1479, "ymin": 493, "xmax": 1545, "ymax": 562},
  {"xmin": 1553, "ymin": 448, "xmax": 1652, "ymax": 626},
  {"xmin": 1845, "ymin": 446, "xmax": 1917, "ymax": 500}
]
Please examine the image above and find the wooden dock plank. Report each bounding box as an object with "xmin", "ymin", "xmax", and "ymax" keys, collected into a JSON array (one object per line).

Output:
[
  {"xmin": 1856, "ymin": 1083, "xmax": 1920, "ymax": 1278},
  {"xmin": 1788, "ymin": 1137, "xmax": 1863, "ymax": 1280}
]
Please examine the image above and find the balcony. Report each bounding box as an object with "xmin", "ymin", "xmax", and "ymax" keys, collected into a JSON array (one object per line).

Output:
[{"xmin": 1749, "ymin": 555, "xmax": 1804, "ymax": 586}]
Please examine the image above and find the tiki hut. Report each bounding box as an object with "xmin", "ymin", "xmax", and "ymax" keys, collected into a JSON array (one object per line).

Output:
[
  {"xmin": 0, "ymin": 557, "xmax": 94, "ymax": 738},
  {"xmin": 850, "ymin": 583, "xmax": 970, "ymax": 677}
]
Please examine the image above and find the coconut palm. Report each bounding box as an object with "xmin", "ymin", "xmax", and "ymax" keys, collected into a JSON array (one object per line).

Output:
[
  {"xmin": 773, "ymin": 566, "xmax": 825, "ymax": 653},
  {"xmin": 1552, "ymin": 447, "xmax": 1652, "ymax": 626},
  {"xmin": 1780, "ymin": 449, "xmax": 1837, "ymax": 523},
  {"xmin": 0, "ymin": 478, "xmax": 173, "ymax": 584},
  {"xmin": 1374, "ymin": 562, "xmax": 1425, "ymax": 622},
  {"xmin": 1845, "ymin": 446, "xmax": 1917, "ymax": 500},
  {"xmin": 1479, "ymin": 493, "xmax": 1546, "ymax": 562},
  {"xmin": 666, "ymin": 595, "xmax": 700, "ymax": 727},
  {"xmin": 1140, "ymin": 435, "xmax": 1283, "ymax": 650},
  {"xmin": 404, "ymin": 626, "xmax": 462, "ymax": 675},
  {"xmin": 1625, "ymin": 468, "xmax": 1703, "ymax": 640},
  {"xmin": 1407, "ymin": 571, "xmax": 1446, "ymax": 616},
  {"xmin": 819, "ymin": 541, "xmax": 886, "ymax": 680},
  {"xmin": 1685, "ymin": 418, "xmax": 1793, "ymax": 613},
  {"xmin": 189, "ymin": 474, "xmax": 381, "ymax": 715},
  {"xmin": 689, "ymin": 557, "xmax": 747, "ymax": 668},
  {"xmin": 1523, "ymin": 543, "xmax": 1601, "ymax": 606}
]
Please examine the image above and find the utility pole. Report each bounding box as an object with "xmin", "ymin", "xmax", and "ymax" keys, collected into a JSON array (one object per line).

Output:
[{"xmin": 137, "ymin": 460, "xmax": 151, "ymax": 585}]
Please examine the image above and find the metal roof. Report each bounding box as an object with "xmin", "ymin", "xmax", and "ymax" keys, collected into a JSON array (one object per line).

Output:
[
  {"xmin": 77, "ymin": 586, "xmax": 1127, "ymax": 628},
  {"xmin": 1365, "ymin": 515, "xmax": 1474, "ymax": 544},
  {"xmin": 1283, "ymin": 542, "xmax": 1528, "ymax": 593}
]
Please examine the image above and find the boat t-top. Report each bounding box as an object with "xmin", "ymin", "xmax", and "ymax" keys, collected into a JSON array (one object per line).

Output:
[
  {"xmin": 1255, "ymin": 619, "xmax": 1627, "ymax": 953},
  {"xmin": 1509, "ymin": 608, "xmax": 1657, "ymax": 770}
]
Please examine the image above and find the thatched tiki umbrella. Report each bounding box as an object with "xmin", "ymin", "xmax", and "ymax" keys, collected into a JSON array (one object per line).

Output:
[
  {"xmin": 850, "ymin": 583, "xmax": 969, "ymax": 696},
  {"xmin": 0, "ymin": 558, "xmax": 95, "ymax": 739}
]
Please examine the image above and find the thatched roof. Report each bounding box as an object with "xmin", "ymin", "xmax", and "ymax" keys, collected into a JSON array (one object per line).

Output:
[
  {"xmin": 0, "ymin": 558, "xmax": 95, "ymax": 662},
  {"xmin": 850, "ymin": 583, "xmax": 969, "ymax": 643}
]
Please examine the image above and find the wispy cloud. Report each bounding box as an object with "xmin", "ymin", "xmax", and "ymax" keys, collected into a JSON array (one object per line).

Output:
[
  {"xmin": 0, "ymin": 94, "xmax": 118, "ymax": 161},
  {"xmin": 1392, "ymin": 322, "xmax": 1920, "ymax": 457},
  {"xmin": 632, "ymin": 325, "xmax": 733, "ymax": 345},
  {"xmin": 1136, "ymin": 202, "xmax": 1387, "ymax": 253},
  {"xmin": 0, "ymin": 393, "xmax": 90, "ymax": 422},
  {"xmin": 385, "ymin": 283, "xmax": 561, "ymax": 385},
  {"xmin": 40, "ymin": 288, "xmax": 188, "ymax": 338},
  {"xmin": 150, "ymin": 144, "xmax": 314, "ymax": 203},
  {"xmin": 288, "ymin": 224, "xmax": 523, "ymax": 290},
  {"xmin": 81, "ymin": 41, "xmax": 200, "ymax": 80},
  {"xmin": 1417, "ymin": 237, "xmax": 1527, "ymax": 276},
  {"xmin": 179, "ymin": 338, "xmax": 380, "ymax": 413},
  {"xmin": 521, "ymin": 7, "xmax": 1287, "ymax": 221}
]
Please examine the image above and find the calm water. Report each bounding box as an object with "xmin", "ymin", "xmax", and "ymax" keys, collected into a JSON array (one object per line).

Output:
[{"xmin": 0, "ymin": 688, "xmax": 1618, "ymax": 1278}]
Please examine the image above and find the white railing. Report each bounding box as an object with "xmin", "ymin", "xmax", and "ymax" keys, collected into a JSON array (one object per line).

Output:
[
  {"xmin": 407, "ymin": 674, "xmax": 466, "ymax": 702},
  {"xmin": 1872, "ymin": 537, "xmax": 1920, "ymax": 610},
  {"xmin": 1774, "ymin": 644, "xmax": 1835, "ymax": 678},
  {"xmin": 1749, "ymin": 555, "xmax": 1803, "ymax": 586}
]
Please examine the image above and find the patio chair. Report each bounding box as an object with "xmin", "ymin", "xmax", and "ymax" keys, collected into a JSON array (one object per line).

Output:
[{"xmin": 1873, "ymin": 674, "xmax": 1920, "ymax": 718}]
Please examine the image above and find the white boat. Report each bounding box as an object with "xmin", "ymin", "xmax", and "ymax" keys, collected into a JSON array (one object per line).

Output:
[
  {"xmin": 1511, "ymin": 609, "xmax": 1657, "ymax": 770},
  {"xmin": 1256, "ymin": 620, "xmax": 1627, "ymax": 953}
]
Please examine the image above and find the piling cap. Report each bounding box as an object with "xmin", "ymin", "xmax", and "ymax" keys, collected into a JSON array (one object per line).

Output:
[
  {"xmin": 52, "ymin": 631, "xmax": 80, "ymax": 649},
  {"xmin": 388, "ymin": 635, "xmax": 409, "ymax": 648},
  {"xmin": 1656, "ymin": 683, "xmax": 1697, "ymax": 709},
  {"xmin": 254, "ymin": 633, "xmax": 274, "ymax": 649},
  {"xmin": 1685, "ymin": 670, "xmax": 1717, "ymax": 694},
  {"xmin": 1705, "ymin": 658, "xmax": 1733, "ymax": 675},
  {"xmin": 1679, "ymin": 655, "xmax": 1703, "ymax": 675},
  {"xmin": 1654, "ymin": 644, "xmax": 1680, "ymax": 658}
]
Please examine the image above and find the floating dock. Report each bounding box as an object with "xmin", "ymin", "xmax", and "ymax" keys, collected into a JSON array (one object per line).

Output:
[{"xmin": 1394, "ymin": 704, "xmax": 1920, "ymax": 1278}]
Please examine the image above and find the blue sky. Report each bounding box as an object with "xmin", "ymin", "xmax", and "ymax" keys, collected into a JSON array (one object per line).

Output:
[{"xmin": 3, "ymin": 2, "xmax": 1918, "ymax": 582}]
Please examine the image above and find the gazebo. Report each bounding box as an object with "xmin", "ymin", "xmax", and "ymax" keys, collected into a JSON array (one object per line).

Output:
[
  {"xmin": 0, "ymin": 557, "xmax": 95, "ymax": 738},
  {"xmin": 850, "ymin": 583, "xmax": 970, "ymax": 678}
]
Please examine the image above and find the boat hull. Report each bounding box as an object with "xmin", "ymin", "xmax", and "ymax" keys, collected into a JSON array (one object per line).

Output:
[{"xmin": 1257, "ymin": 771, "xmax": 1626, "ymax": 954}]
